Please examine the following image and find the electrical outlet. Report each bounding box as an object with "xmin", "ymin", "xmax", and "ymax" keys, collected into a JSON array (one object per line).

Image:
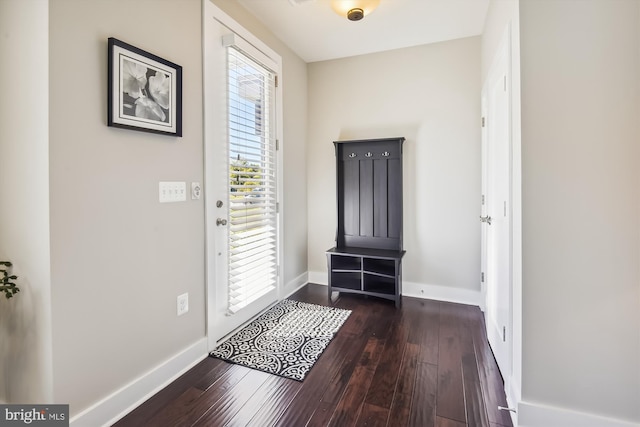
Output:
[{"xmin": 177, "ymin": 293, "xmax": 189, "ymax": 316}]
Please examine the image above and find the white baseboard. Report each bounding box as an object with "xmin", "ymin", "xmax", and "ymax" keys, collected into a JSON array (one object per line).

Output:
[
  {"xmin": 505, "ymin": 376, "xmax": 520, "ymax": 426},
  {"xmin": 282, "ymin": 272, "xmax": 309, "ymax": 298},
  {"xmin": 403, "ymin": 280, "xmax": 482, "ymax": 306},
  {"xmin": 518, "ymin": 400, "xmax": 640, "ymax": 427},
  {"xmin": 307, "ymin": 271, "xmax": 481, "ymax": 307},
  {"xmin": 70, "ymin": 338, "xmax": 208, "ymax": 427}
]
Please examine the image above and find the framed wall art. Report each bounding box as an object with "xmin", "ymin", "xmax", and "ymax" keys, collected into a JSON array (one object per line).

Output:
[{"xmin": 108, "ymin": 37, "xmax": 182, "ymax": 136}]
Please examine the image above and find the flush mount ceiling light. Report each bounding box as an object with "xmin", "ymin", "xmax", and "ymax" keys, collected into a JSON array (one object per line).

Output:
[{"xmin": 330, "ymin": 0, "xmax": 380, "ymax": 21}]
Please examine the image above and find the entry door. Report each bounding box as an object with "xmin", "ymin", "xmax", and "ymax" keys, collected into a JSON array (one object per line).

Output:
[
  {"xmin": 204, "ymin": 12, "xmax": 280, "ymax": 348},
  {"xmin": 481, "ymin": 28, "xmax": 511, "ymax": 379}
]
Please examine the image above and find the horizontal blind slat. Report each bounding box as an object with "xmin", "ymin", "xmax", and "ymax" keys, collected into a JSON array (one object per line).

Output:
[{"xmin": 226, "ymin": 45, "xmax": 278, "ymax": 314}]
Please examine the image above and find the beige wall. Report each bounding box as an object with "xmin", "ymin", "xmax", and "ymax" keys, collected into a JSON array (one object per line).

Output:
[
  {"xmin": 0, "ymin": 0, "xmax": 309, "ymax": 418},
  {"xmin": 49, "ymin": 0, "xmax": 205, "ymax": 414},
  {"xmin": 307, "ymin": 37, "xmax": 482, "ymax": 295},
  {"xmin": 46, "ymin": 0, "xmax": 308, "ymax": 417},
  {"xmin": 11, "ymin": 0, "xmax": 639, "ymax": 423},
  {"xmin": 0, "ymin": 0, "xmax": 53, "ymax": 404},
  {"xmin": 520, "ymin": 0, "xmax": 640, "ymax": 422}
]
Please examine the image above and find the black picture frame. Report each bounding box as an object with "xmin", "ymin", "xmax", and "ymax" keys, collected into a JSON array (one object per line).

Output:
[{"xmin": 108, "ymin": 37, "xmax": 182, "ymax": 137}]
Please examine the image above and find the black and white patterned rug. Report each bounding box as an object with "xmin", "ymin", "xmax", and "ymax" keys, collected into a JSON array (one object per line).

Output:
[{"xmin": 209, "ymin": 299, "xmax": 351, "ymax": 381}]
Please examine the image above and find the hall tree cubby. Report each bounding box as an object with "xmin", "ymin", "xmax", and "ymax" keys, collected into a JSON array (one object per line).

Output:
[{"xmin": 326, "ymin": 137, "xmax": 406, "ymax": 307}]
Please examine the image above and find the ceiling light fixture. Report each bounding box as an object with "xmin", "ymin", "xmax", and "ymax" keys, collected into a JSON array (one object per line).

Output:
[{"xmin": 330, "ymin": 0, "xmax": 380, "ymax": 21}]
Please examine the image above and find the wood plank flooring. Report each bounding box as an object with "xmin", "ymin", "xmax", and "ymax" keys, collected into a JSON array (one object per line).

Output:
[{"xmin": 113, "ymin": 284, "xmax": 513, "ymax": 427}]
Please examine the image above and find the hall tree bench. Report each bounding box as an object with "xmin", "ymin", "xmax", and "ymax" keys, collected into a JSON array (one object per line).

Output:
[{"xmin": 326, "ymin": 137, "xmax": 406, "ymax": 308}]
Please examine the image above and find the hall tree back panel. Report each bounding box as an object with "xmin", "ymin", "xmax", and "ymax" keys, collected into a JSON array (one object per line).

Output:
[
  {"xmin": 327, "ymin": 137, "xmax": 406, "ymax": 307},
  {"xmin": 337, "ymin": 139, "xmax": 403, "ymax": 250}
]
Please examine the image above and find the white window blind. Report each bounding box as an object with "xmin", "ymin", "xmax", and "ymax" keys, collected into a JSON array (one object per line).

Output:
[{"xmin": 226, "ymin": 46, "xmax": 278, "ymax": 314}]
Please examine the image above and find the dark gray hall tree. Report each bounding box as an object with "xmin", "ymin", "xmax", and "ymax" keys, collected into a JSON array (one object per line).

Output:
[{"xmin": 326, "ymin": 137, "xmax": 406, "ymax": 308}]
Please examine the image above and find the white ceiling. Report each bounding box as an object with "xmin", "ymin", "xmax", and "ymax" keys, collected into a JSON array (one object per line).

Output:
[{"xmin": 237, "ymin": 0, "xmax": 491, "ymax": 63}]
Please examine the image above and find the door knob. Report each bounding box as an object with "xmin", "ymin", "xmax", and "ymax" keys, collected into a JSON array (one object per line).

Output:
[
  {"xmin": 216, "ymin": 218, "xmax": 227, "ymax": 226},
  {"xmin": 479, "ymin": 215, "xmax": 492, "ymax": 225}
]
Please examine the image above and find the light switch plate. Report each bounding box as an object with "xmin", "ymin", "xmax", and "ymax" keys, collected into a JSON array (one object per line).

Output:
[{"xmin": 159, "ymin": 182, "xmax": 186, "ymax": 203}]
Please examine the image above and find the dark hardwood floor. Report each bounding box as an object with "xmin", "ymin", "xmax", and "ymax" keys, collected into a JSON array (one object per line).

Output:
[{"xmin": 114, "ymin": 284, "xmax": 513, "ymax": 427}]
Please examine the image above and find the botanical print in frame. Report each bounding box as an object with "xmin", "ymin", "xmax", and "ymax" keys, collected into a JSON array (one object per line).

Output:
[{"xmin": 108, "ymin": 37, "xmax": 182, "ymax": 136}]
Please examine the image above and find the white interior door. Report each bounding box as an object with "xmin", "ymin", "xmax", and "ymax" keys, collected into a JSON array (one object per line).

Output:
[
  {"xmin": 204, "ymin": 7, "xmax": 281, "ymax": 349},
  {"xmin": 481, "ymin": 27, "xmax": 512, "ymax": 379}
]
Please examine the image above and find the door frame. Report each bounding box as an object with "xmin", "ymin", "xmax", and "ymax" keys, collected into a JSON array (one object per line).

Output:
[{"xmin": 203, "ymin": 0, "xmax": 284, "ymax": 350}]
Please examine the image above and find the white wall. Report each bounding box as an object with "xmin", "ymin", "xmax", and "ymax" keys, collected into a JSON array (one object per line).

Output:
[
  {"xmin": 307, "ymin": 37, "xmax": 482, "ymax": 303},
  {"xmin": 520, "ymin": 0, "xmax": 640, "ymax": 424},
  {"xmin": 0, "ymin": 0, "xmax": 53, "ymax": 405}
]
